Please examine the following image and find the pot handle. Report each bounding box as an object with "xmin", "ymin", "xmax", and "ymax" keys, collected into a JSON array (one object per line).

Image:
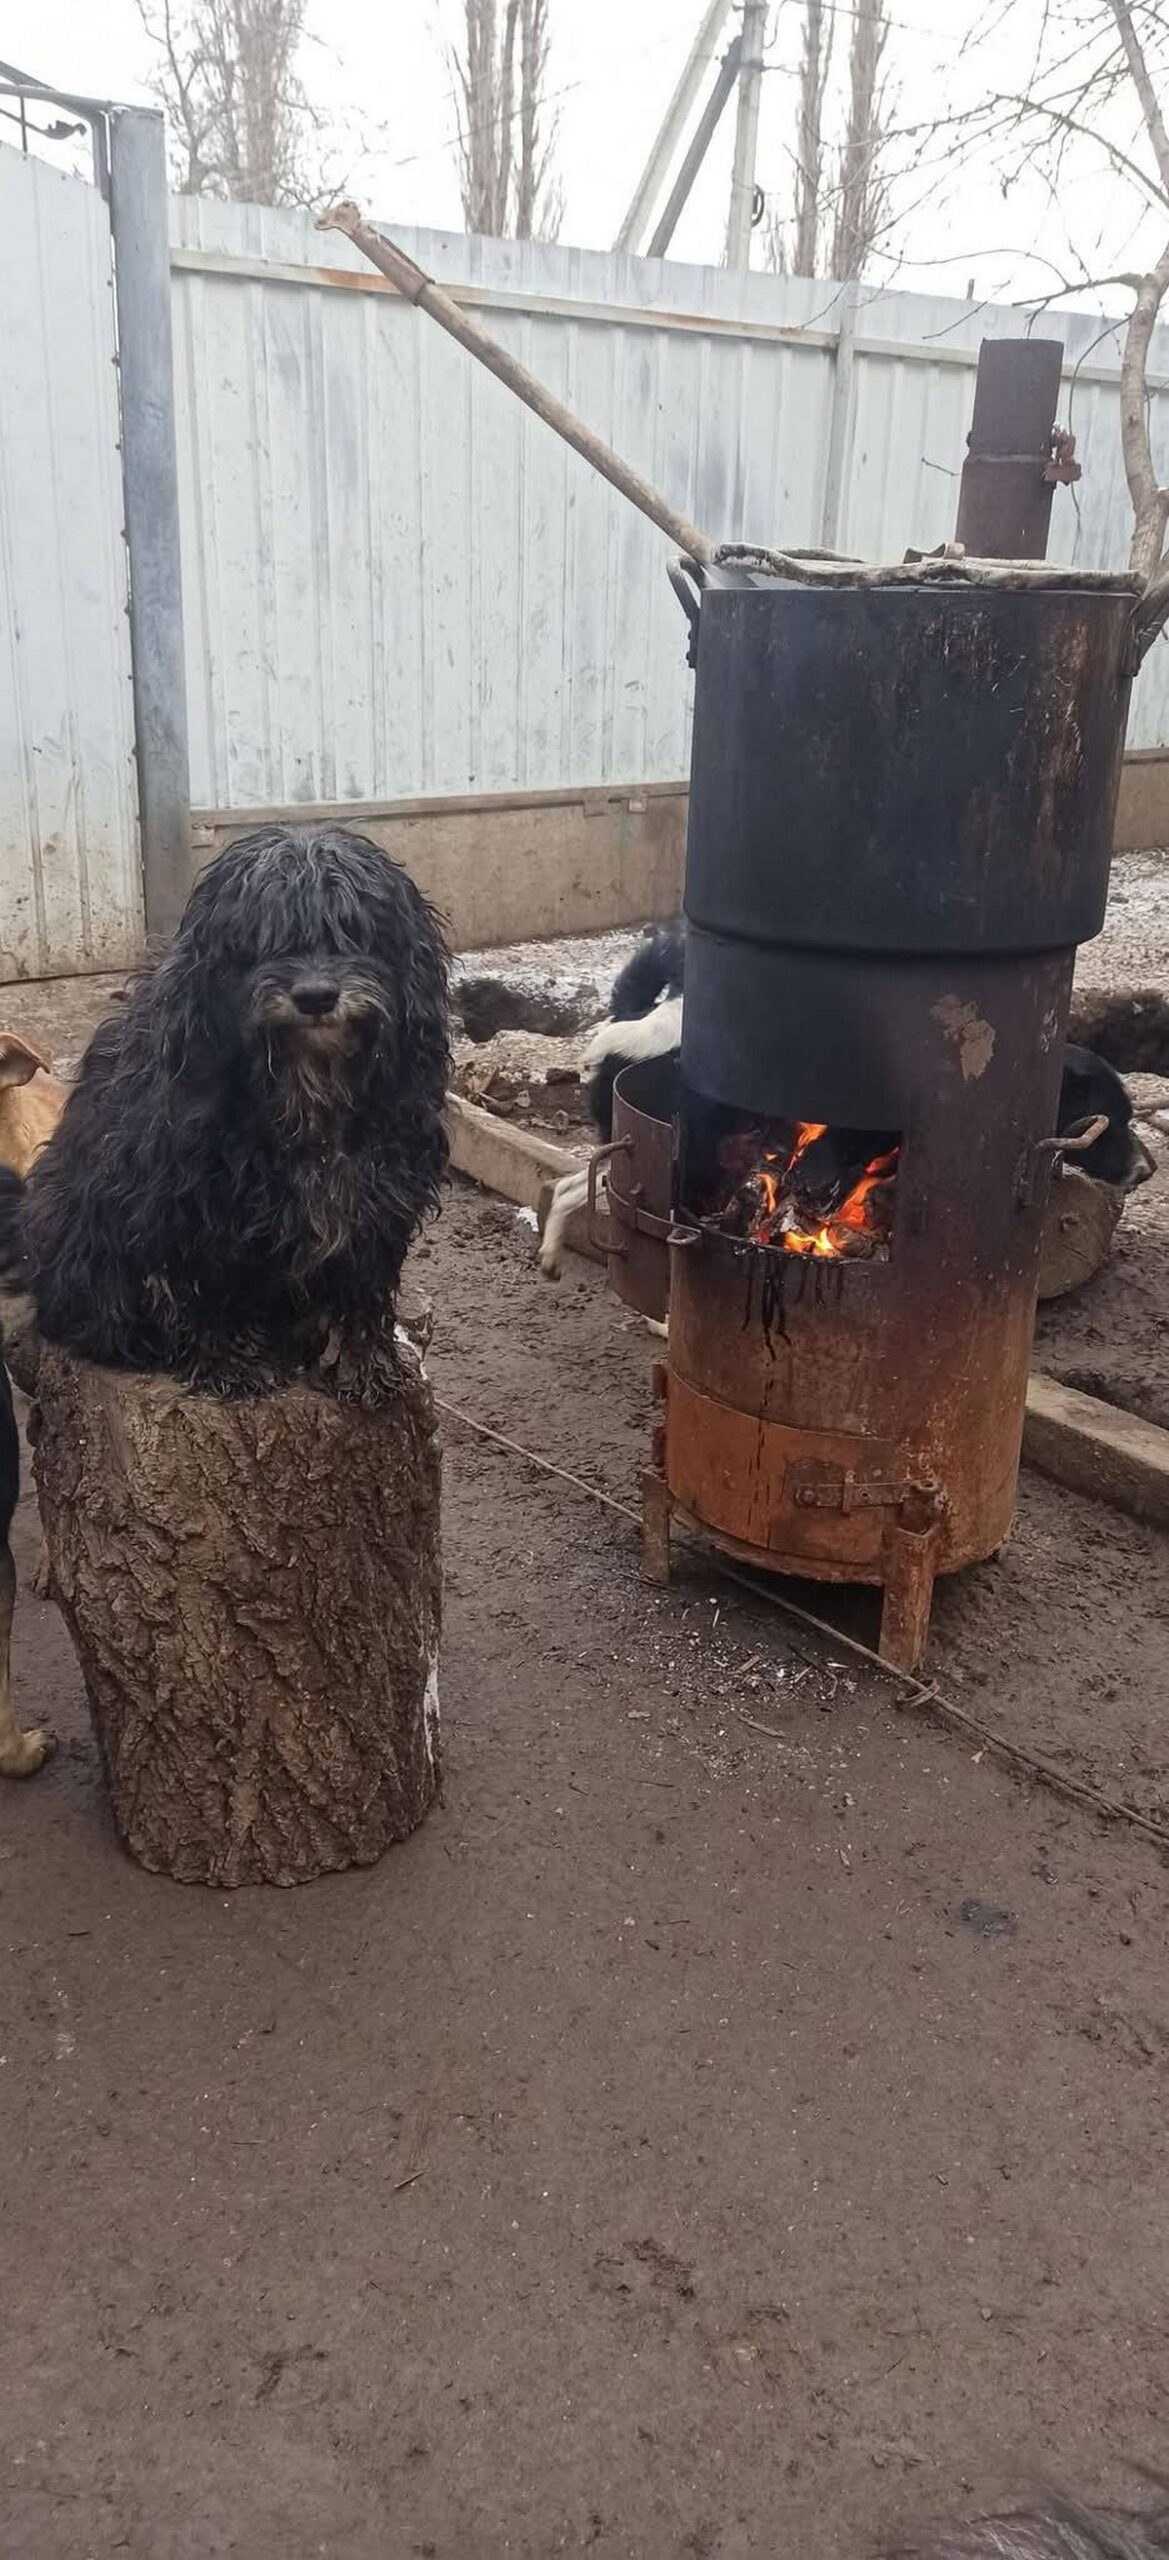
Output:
[
  {"xmin": 1017, "ymin": 1111, "xmax": 1109, "ymax": 1206},
  {"xmin": 586, "ymin": 1139, "xmax": 630, "ymax": 1258},
  {"xmin": 667, "ymin": 556, "xmax": 706, "ymax": 669}
]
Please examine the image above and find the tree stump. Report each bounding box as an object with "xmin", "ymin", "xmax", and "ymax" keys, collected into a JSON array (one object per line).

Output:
[{"xmin": 30, "ymin": 1341, "xmax": 442, "ymax": 1886}]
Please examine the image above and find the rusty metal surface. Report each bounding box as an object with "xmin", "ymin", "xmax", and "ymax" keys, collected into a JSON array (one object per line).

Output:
[
  {"xmin": 955, "ymin": 337, "xmax": 1064, "ymax": 559},
  {"xmin": 665, "ymin": 949, "xmax": 1074, "ymax": 1578},
  {"xmin": 682, "ymin": 581, "xmax": 1136, "ymax": 974},
  {"xmin": 606, "ymin": 1057, "xmax": 675, "ymax": 1321},
  {"xmin": 1044, "ymin": 426, "xmax": 1081, "ymax": 488},
  {"xmin": 652, "ymin": 570, "xmax": 1136, "ymax": 1638}
]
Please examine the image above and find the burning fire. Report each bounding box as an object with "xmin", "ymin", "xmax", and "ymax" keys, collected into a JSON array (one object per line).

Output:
[{"xmin": 711, "ymin": 1120, "xmax": 899, "ymax": 1260}]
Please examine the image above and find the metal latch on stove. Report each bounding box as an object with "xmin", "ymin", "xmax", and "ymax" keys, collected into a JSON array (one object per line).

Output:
[{"xmin": 787, "ymin": 1462, "xmax": 914, "ymax": 1513}]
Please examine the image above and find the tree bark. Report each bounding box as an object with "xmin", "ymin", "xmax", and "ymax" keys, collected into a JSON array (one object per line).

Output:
[{"xmin": 31, "ymin": 1341, "xmax": 442, "ymax": 1886}]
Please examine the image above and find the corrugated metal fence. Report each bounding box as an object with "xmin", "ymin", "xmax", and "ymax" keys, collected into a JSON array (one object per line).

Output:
[
  {"xmin": 171, "ymin": 198, "xmax": 1169, "ymax": 812},
  {"xmin": 0, "ymin": 150, "xmax": 142, "ymax": 978},
  {"xmin": 3, "ymin": 156, "xmax": 1168, "ymax": 984}
]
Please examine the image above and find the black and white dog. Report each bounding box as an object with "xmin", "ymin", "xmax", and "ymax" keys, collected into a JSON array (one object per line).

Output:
[
  {"xmin": 538, "ymin": 924, "xmax": 683, "ymax": 1280},
  {"xmin": 538, "ymin": 924, "xmax": 1145, "ymax": 1283},
  {"xmin": 1, "ymin": 825, "xmax": 451, "ymax": 1401}
]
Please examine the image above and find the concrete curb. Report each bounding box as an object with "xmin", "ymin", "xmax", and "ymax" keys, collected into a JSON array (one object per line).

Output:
[
  {"xmin": 1023, "ymin": 1374, "xmax": 1169, "ymax": 1531},
  {"xmin": 446, "ymin": 1092, "xmax": 587, "ymax": 1210}
]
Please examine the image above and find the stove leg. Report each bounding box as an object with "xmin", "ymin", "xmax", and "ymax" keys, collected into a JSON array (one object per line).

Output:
[
  {"xmin": 879, "ymin": 1516, "xmax": 941, "ymax": 1675},
  {"xmin": 641, "ymin": 1467, "xmax": 673, "ymax": 1585}
]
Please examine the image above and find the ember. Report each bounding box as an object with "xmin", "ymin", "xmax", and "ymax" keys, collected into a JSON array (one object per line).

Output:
[{"xmin": 708, "ymin": 1120, "xmax": 899, "ymax": 1260}]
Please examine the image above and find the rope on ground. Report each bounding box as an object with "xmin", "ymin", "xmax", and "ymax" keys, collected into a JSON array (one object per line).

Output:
[{"xmin": 435, "ymin": 1393, "xmax": 1169, "ymax": 1859}]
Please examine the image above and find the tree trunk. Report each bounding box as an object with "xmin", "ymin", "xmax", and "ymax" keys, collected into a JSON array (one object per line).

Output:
[{"xmin": 30, "ymin": 1342, "xmax": 442, "ymax": 1887}]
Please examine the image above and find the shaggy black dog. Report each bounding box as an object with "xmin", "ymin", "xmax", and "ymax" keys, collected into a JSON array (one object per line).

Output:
[{"xmin": 6, "ymin": 825, "xmax": 450, "ymax": 1399}]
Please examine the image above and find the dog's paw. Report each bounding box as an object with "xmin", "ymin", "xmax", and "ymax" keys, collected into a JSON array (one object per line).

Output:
[
  {"xmin": 578, "ymin": 1018, "xmax": 616, "ymax": 1074},
  {"xmin": 185, "ymin": 1356, "xmax": 280, "ymax": 1399},
  {"xmin": 396, "ymin": 1295, "xmax": 434, "ymax": 1358},
  {"xmin": 537, "ymin": 1245, "xmax": 563, "ymax": 1281},
  {"xmin": 329, "ymin": 1341, "xmax": 401, "ymax": 1409},
  {"xmin": 0, "ymin": 1722, "xmax": 55, "ymax": 1779}
]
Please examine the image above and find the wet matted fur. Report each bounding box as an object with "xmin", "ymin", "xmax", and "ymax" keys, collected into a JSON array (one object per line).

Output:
[{"xmin": 7, "ymin": 825, "xmax": 450, "ymax": 1399}]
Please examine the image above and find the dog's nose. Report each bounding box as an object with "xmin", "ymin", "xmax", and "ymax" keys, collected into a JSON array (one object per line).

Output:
[{"xmin": 290, "ymin": 980, "xmax": 339, "ymax": 1019}]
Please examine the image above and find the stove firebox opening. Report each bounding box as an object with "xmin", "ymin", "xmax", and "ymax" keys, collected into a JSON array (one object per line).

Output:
[{"xmin": 680, "ymin": 1092, "xmax": 902, "ymax": 1264}]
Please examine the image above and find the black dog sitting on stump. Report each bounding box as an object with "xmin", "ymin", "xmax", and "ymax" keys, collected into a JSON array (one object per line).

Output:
[
  {"xmin": 2, "ymin": 823, "xmax": 450, "ymax": 1401},
  {"xmin": 0, "ymin": 826, "xmax": 451, "ymax": 1883}
]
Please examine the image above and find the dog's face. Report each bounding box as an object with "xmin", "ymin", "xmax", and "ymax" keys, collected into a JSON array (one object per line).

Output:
[
  {"xmin": 162, "ymin": 825, "xmax": 450, "ymax": 1114},
  {"xmin": 246, "ymin": 952, "xmax": 391, "ymax": 1056},
  {"xmin": 245, "ymin": 954, "xmax": 395, "ymax": 1124}
]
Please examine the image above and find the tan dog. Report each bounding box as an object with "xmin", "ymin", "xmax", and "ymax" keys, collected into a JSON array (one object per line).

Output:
[
  {"xmin": 0, "ymin": 1034, "xmax": 67, "ymax": 1663},
  {"xmin": 0, "ymin": 1032, "xmax": 68, "ymax": 1177}
]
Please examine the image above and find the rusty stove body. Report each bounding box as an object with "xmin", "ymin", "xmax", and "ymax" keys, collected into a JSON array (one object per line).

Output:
[{"xmin": 627, "ymin": 554, "xmax": 1139, "ymax": 1670}]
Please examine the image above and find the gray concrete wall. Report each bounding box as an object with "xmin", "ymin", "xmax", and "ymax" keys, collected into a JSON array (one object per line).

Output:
[
  {"xmin": 1115, "ymin": 751, "xmax": 1169, "ymax": 854},
  {"xmin": 2, "ymin": 764, "xmax": 1162, "ymax": 1066},
  {"xmin": 191, "ymin": 784, "xmax": 688, "ymax": 949},
  {"xmin": 193, "ymin": 757, "xmax": 1165, "ymax": 952}
]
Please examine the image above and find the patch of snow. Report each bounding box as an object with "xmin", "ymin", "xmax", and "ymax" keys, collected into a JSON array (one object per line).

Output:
[
  {"xmin": 422, "ymin": 1651, "xmax": 441, "ymax": 1772},
  {"xmin": 452, "ymin": 926, "xmax": 648, "ymax": 1006}
]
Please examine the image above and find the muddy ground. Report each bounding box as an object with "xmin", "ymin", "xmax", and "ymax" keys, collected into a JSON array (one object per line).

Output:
[{"xmin": 4, "ymin": 1175, "xmax": 1169, "ymax": 2559}]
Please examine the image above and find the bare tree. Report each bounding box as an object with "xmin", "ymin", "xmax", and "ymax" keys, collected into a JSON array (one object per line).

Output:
[
  {"xmin": 830, "ymin": 0, "xmax": 890, "ymax": 280},
  {"xmin": 793, "ymin": 0, "xmax": 833, "ymax": 278},
  {"xmin": 920, "ymin": 0, "xmax": 1169, "ymax": 639},
  {"xmin": 763, "ymin": 0, "xmax": 890, "ymax": 281},
  {"xmin": 452, "ymin": 0, "xmax": 517, "ymax": 236},
  {"xmin": 1106, "ymin": 0, "xmax": 1169, "ymax": 587},
  {"xmin": 451, "ymin": 0, "xmax": 562, "ymax": 241},
  {"xmin": 516, "ymin": 0, "xmax": 563, "ymax": 241},
  {"xmin": 137, "ymin": 0, "xmax": 323, "ymax": 205}
]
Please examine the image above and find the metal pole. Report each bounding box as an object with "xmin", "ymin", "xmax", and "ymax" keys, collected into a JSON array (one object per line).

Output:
[
  {"xmin": 724, "ymin": 0, "xmax": 767, "ymax": 269},
  {"xmin": 615, "ymin": 0, "xmax": 734, "ymax": 253},
  {"xmin": 648, "ymin": 38, "xmax": 742, "ymax": 260},
  {"xmin": 319, "ymin": 203, "xmax": 716, "ymax": 561},
  {"xmin": 819, "ymin": 280, "xmax": 859, "ymax": 549},
  {"xmin": 954, "ymin": 338, "xmax": 1067, "ymax": 559},
  {"xmin": 108, "ymin": 107, "xmax": 191, "ymax": 944}
]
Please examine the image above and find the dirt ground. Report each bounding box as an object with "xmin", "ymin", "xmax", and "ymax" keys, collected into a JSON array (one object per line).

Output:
[{"xmin": 4, "ymin": 1172, "xmax": 1169, "ymax": 2559}]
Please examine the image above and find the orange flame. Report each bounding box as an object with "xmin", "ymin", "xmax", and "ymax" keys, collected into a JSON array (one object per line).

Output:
[
  {"xmin": 781, "ymin": 1143, "xmax": 898, "ymax": 1257},
  {"xmin": 725, "ymin": 1123, "xmax": 898, "ymax": 1259}
]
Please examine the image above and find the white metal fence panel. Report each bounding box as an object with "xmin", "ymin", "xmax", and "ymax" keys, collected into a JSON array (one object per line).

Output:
[
  {"xmin": 0, "ymin": 146, "xmax": 141, "ymax": 978},
  {"xmin": 170, "ymin": 203, "xmax": 1169, "ymax": 805}
]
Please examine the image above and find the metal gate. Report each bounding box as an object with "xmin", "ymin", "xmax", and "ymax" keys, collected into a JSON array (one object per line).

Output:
[{"xmin": 0, "ymin": 142, "xmax": 143, "ymax": 979}]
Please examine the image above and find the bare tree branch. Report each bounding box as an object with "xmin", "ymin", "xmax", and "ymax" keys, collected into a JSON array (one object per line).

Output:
[
  {"xmin": 450, "ymin": 0, "xmax": 561, "ymax": 242},
  {"xmin": 831, "ymin": 0, "xmax": 890, "ymax": 280},
  {"xmin": 1119, "ymin": 240, "xmax": 1169, "ymax": 571},
  {"xmin": 1108, "ymin": 0, "xmax": 1169, "ymax": 193},
  {"xmin": 137, "ymin": 0, "xmax": 327, "ymax": 205},
  {"xmin": 793, "ymin": 0, "xmax": 833, "ymax": 277}
]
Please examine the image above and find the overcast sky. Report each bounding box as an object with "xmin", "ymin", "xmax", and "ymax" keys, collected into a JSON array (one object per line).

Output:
[{"xmin": 6, "ymin": 0, "xmax": 1167, "ymax": 312}]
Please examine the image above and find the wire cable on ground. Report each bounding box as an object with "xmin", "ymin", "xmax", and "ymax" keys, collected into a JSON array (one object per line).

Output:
[{"xmin": 435, "ymin": 1393, "xmax": 1169, "ymax": 1858}]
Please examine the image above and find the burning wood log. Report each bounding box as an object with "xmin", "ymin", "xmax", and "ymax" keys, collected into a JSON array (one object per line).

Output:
[
  {"xmin": 707, "ymin": 1119, "xmax": 898, "ymax": 1259},
  {"xmin": 29, "ymin": 1339, "xmax": 442, "ymax": 1887}
]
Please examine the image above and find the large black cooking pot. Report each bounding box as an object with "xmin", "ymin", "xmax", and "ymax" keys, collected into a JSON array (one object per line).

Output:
[{"xmin": 668, "ymin": 549, "xmax": 1142, "ymax": 1121}]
